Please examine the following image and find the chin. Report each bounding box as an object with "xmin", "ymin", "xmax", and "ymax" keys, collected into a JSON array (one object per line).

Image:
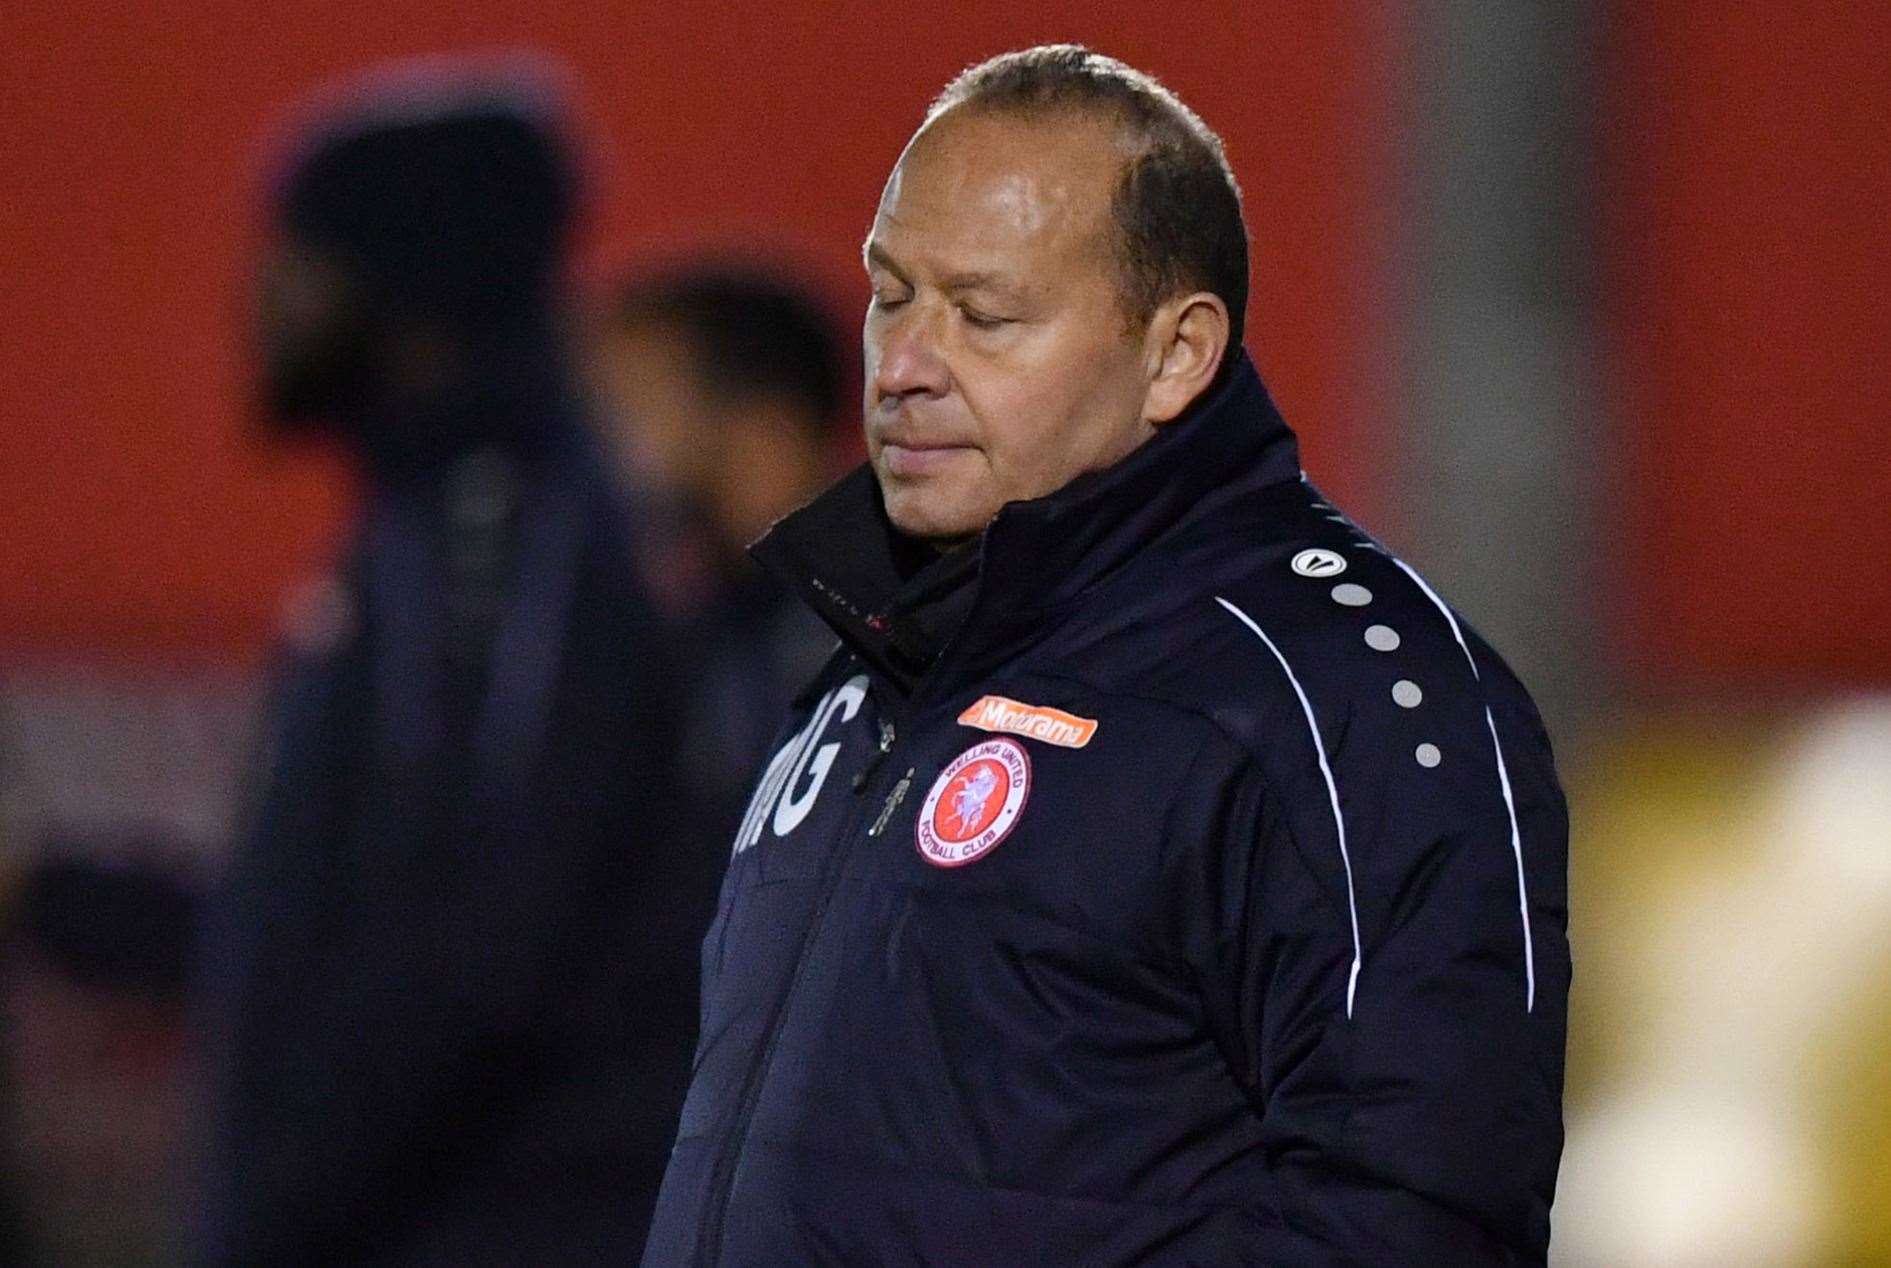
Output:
[{"xmin": 880, "ymin": 483, "xmax": 992, "ymax": 545}]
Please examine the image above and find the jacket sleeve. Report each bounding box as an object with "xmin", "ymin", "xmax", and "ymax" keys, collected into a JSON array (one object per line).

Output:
[{"xmin": 1189, "ymin": 701, "xmax": 1571, "ymax": 1266}]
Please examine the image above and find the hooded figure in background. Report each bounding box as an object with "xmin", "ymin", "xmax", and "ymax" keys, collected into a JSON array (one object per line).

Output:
[{"xmin": 195, "ymin": 61, "xmax": 719, "ymax": 1264}]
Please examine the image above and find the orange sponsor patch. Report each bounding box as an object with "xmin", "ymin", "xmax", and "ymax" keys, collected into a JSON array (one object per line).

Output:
[{"xmin": 957, "ymin": 695, "xmax": 1098, "ymax": 749}]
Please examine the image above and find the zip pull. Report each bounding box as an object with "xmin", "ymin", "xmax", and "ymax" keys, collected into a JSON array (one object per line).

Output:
[
  {"xmin": 868, "ymin": 767, "xmax": 915, "ymax": 836},
  {"xmin": 852, "ymin": 719, "xmax": 898, "ymax": 793}
]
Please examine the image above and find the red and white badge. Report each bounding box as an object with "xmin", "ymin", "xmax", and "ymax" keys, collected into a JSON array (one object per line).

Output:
[{"xmin": 915, "ymin": 737, "xmax": 1032, "ymax": 868}]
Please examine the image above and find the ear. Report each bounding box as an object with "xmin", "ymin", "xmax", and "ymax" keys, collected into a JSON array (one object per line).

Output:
[{"xmin": 1140, "ymin": 291, "xmax": 1231, "ymax": 425}]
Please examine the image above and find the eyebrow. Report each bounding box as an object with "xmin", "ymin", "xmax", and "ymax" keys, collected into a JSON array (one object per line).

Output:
[
  {"xmin": 864, "ymin": 243, "xmax": 1020, "ymax": 297},
  {"xmin": 941, "ymin": 270, "xmax": 1017, "ymax": 295},
  {"xmin": 863, "ymin": 242, "xmax": 906, "ymax": 280}
]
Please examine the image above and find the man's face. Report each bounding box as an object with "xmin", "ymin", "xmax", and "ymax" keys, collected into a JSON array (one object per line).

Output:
[{"xmin": 863, "ymin": 108, "xmax": 1157, "ymax": 544}]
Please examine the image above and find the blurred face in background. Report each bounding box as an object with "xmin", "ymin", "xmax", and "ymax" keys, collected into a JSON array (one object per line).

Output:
[
  {"xmin": 590, "ymin": 317, "xmax": 705, "ymax": 500},
  {"xmin": 254, "ymin": 234, "xmax": 379, "ymax": 425},
  {"xmin": 862, "ymin": 106, "xmax": 1158, "ymax": 545},
  {"xmin": 590, "ymin": 317, "xmax": 829, "ymax": 556}
]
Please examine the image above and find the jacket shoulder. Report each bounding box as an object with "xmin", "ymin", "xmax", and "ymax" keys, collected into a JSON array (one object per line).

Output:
[
  {"xmin": 1060, "ymin": 492, "xmax": 1564, "ymax": 1017},
  {"xmin": 1055, "ymin": 485, "xmax": 1560, "ymax": 846}
]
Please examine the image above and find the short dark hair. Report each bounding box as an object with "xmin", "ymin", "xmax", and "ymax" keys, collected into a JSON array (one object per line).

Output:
[
  {"xmin": 608, "ymin": 268, "xmax": 847, "ymax": 431},
  {"xmin": 929, "ymin": 44, "xmax": 1249, "ymax": 351}
]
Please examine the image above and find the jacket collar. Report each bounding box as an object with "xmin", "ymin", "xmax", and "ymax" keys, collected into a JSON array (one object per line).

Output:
[{"xmin": 751, "ymin": 352, "xmax": 1301, "ymax": 693}]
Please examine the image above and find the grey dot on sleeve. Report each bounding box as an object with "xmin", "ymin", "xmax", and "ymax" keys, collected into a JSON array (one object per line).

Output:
[
  {"xmin": 1331, "ymin": 583, "xmax": 1373, "ymax": 607},
  {"xmin": 1365, "ymin": 624, "xmax": 1401, "ymax": 652}
]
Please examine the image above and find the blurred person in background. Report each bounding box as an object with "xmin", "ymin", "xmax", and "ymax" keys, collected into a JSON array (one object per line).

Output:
[
  {"xmin": 0, "ymin": 841, "xmax": 201, "ymax": 1267},
  {"xmin": 194, "ymin": 60, "xmax": 718, "ymax": 1264},
  {"xmin": 588, "ymin": 269, "xmax": 843, "ymax": 840}
]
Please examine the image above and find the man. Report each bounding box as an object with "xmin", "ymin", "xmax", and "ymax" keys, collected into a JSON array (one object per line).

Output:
[
  {"xmin": 588, "ymin": 269, "xmax": 845, "ymax": 836},
  {"xmin": 196, "ymin": 63, "xmax": 717, "ymax": 1263},
  {"xmin": 643, "ymin": 45, "xmax": 1569, "ymax": 1266}
]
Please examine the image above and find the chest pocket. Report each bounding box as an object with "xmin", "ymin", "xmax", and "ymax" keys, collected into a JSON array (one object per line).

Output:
[{"xmin": 732, "ymin": 673, "xmax": 871, "ymax": 856}]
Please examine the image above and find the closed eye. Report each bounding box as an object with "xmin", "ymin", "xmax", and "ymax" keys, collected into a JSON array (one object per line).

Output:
[{"xmin": 960, "ymin": 306, "xmax": 1011, "ymax": 331}]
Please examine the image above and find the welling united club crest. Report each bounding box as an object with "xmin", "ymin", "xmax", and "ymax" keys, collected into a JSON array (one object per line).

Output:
[{"xmin": 916, "ymin": 737, "xmax": 1032, "ymax": 867}]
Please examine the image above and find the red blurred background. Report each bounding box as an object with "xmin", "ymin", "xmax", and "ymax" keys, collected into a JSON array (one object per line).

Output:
[
  {"xmin": 2, "ymin": 1, "xmax": 1399, "ymax": 664},
  {"xmin": 6, "ymin": 4, "xmax": 1886, "ymax": 688},
  {"xmin": 1605, "ymin": 2, "xmax": 1891, "ymax": 691}
]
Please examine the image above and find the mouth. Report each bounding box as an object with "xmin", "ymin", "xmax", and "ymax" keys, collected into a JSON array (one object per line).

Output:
[{"xmin": 875, "ymin": 433, "xmax": 975, "ymax": 479}]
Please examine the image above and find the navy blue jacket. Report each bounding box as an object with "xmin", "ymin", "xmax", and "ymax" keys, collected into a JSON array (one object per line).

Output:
[
  {"xmin": 643, "ymin": 357, "xmax": 1570, "ymax": 1266},
  {"xmin": 199, "ymin": 422, "xmax": 720, "ymax": 1264}
]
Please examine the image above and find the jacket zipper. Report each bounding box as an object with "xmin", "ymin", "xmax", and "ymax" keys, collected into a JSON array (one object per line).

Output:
[
  {"xmin": 696, "ymin": 704, "xmax": 914, "ymax": 1265},
  {"xmin": 868, "ymin": 769, "xmax": 914, "ymax": 836},
  {"xmin": 852, "ymin": 717, "xmax": 897, "ymax": 790}
]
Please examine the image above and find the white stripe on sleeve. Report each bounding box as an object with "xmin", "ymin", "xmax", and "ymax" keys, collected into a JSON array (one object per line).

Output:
[
  {"xmin": 1389, "ymin": 558, "xmax": 1537, "ymax": 1012},
  {"xmin": 1216, "ymin": 596, "xmax": 1364, "ymax": 1019}
]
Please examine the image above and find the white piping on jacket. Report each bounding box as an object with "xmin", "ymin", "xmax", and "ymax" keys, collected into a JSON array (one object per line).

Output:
[
  {"xmin": 1216, "ymin": 596, "xmax": 1364, "ymax": 1019},
  {"xmin": 1389, "ymin": 558, "xmax": 1537, "ymax": 1012}
]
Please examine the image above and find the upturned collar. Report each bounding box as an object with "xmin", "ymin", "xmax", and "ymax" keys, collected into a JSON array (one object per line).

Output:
[{"xmin": 751, "ymin": 353, "xmax": 1302, "ymax": 694}]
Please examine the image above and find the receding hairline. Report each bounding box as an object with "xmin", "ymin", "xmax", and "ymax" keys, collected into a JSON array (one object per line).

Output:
[
  {"xmin": 872, "ymin": 105, "xmax": 1136, "ymax": 262},
  {"xmin": 906, "ymin": 96, "xmax": 1154, "ymax": 183},
  {"xmin": 903, "ymin": 48, "xmax": 1248, "ymax": 346},
  {"xmin": 887, "ymin": 100, "xmax": 1210, "ymax": 332},
  {"xmin": 885, "ymin": 103, "xmax": 1154, "ymax": 237},
  {"xmin": 921, "ymin": 47, "xmax": 1236, "ymax": 181}
]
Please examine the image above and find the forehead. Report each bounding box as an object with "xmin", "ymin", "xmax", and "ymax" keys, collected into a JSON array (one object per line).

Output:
[{"xmin": 869, "ymin": 108, "xmax": 1126, "ymax": 275}]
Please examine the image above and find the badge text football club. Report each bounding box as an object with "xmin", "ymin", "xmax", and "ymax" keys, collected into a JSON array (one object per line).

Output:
[{"xmin": 916, "ymin": 738, "xmax": 1031, "ymax": 867}]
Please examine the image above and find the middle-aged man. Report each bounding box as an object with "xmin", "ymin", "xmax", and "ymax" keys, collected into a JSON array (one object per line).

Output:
[{"xmin": 643, "ymin": 45, "xmax": 1570, "ymax": 1266}]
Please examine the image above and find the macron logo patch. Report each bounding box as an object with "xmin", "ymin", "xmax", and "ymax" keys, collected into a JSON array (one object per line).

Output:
[{"xmin": 957, "ymin": 695, "xmax": 1098, "ymax": 749}]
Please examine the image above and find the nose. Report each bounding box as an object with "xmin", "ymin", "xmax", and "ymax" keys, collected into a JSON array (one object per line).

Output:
[{"xmin": 870, "ymin": 301, "xmax": 950, "ymax": 406}]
